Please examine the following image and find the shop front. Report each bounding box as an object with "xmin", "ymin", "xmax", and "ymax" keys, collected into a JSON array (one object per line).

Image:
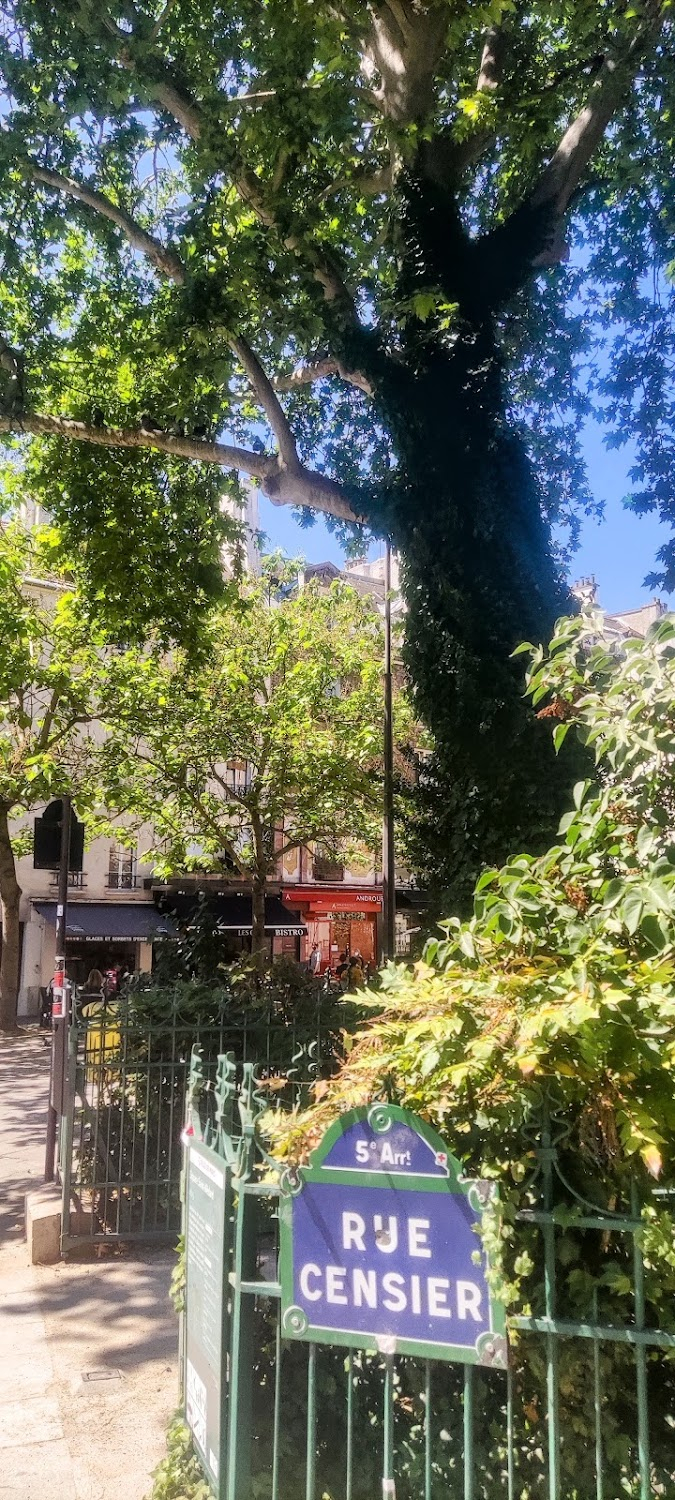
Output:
[
  {"xmin": 282, "ymin": 887, "xmax": 383, "ymax": 972},
  {"xmin": 32, "ymin": 900, "xmax": 177, "ymax": 990},
  {"xmin": 154, "ymin": 888, "xmax": 307, "ymax": 963}
]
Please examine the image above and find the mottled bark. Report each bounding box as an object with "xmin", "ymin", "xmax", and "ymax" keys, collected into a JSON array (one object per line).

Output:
[
  {"xmin": 249, "ymin": 810, "xmax": 269, "ymax": 972},
  {"xmin": 0, "ymin": 411, "xmax": 359, "ymax": 522},
  {"xmin": 364, "ymin": 3, "xmax": 449, "ymax": 123},
  {"xmin": 251, "ymin": 876, "xmax": 267, "ymax": 973}
]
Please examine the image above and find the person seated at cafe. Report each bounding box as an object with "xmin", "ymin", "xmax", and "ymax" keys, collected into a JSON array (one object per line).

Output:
[
  {"xmin": 347, "ymin": 951, "xmax": 364, "ymax": 989},
  {"xmin": 83, "ymin": 967, "xmax": 104, "ymax": 995},
  {"xmin": 336, "ymin": 951, "xmax": 349, "ymax": 979},
  {"xmin": 80, "ymin": 970, "xmax": 121, "ymax": 1080}
]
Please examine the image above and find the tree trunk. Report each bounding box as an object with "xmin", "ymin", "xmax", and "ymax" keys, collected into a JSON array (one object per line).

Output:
[
  {"xmin": 251, "ymin": 876, "xmax": 267, "ymax": 974},
  {"xmin": 346, "ymin": 187, "xmax": 587, "ymax": 912},
  {"xmin": 0, "ymin": 807, "xmax": 22, "ymax": 1032}
]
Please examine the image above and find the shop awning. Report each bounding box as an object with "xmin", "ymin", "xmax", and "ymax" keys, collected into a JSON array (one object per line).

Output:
[
  {"xmin": 396, "ymin": 889, "xmax": 429, "ymax": 911},
  {"xmin": 33, "ymin": 901, "xmax": 177, "ymax": 942},
  {"xmin": 155, "ymin": 890, "xmax": 307, "ymax": 936}
]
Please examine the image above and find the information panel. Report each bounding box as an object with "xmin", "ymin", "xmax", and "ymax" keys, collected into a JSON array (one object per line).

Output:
[
  {"xmin": 279, "ymin": 1105, "xmax": 507, "ymax": 1367},
  {"xmin": 184, "ymin": 1138, "xmax": 228, "ymax": 1491}
]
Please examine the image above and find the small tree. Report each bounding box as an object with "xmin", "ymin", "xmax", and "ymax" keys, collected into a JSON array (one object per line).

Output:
[
  {"xmin": 96, "ymin": 569, "xmax": 413, "ymax": 965},
  {"xmin": 0, "ymin": 524, "xmax": 101, "ymax": 1030}
]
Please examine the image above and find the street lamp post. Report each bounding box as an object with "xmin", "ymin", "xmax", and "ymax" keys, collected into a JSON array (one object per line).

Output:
[
  {"xmin": 44, "ymin": 793, "xmax": 71, "ymax": 1183},
  {"xmin": 382, "ymin": 543, "xmax": 396, "ymax": 962}
]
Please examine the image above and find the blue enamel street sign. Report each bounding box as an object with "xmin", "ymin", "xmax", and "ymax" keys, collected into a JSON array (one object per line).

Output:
[{"xmin": 278, "ymin": 1104, "xmax": 507, "ymax": 1367}]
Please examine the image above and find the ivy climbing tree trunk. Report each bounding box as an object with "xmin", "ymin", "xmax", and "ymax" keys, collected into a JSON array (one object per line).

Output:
[
  {"xmin": 0, "ymin": 807, "xmax": 21, "ymax": 1033},
  {"xmin": 343, "ymin": 179, "xmax": 583, "ymax": 906},
  {"xmin": 393, "ymin": 418, "xmax": 577, "ymax": 909}
]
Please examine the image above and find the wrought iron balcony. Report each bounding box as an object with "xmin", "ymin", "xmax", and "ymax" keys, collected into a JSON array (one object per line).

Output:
[{"xmin": 49, "ymin": 870, "xmax": 87, "ymax": 889}]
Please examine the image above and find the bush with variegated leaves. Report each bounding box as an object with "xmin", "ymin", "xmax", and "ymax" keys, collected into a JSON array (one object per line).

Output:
[{"xmin": 275, "ymin": 609, "xmax": 675, "ymax": 1191}]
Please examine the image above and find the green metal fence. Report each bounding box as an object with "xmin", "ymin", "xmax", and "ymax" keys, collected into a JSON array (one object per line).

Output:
[
  {"xmin": 185, "ymin": 1052, "xmax": 675, "ymax": 1500},
  {"xmin": 59, "ymin": 995, "xmax": 342, "ymax": 1252}
]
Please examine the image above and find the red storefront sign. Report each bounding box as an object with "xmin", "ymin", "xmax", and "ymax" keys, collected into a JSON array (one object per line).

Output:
[
  {"xmin": 283, "ymin": 886, "xmax": 381, "ymax": 969},
  {"xmin": 282, "ymin": 887, "xmax": 383, "ymax": 913}
]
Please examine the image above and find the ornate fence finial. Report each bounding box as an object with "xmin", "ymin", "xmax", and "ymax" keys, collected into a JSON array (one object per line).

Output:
[
  {"xmin": 232, "ymin": 1062, "xmax": 267, "ymax": 1181},
  {"xmin": 215, "ymin": 1051, "xmax": 237, "ymax": 1129},
  {"xmin": 186, "ymin": 1045, "xmax": 205, "ymax": 1138},
  {"xmin": 238, "ymin": 1061, "xmax": 266, "ymax": 1130},
  {"xmin": 287, "ymin": 1039, "xmax": 321, "ymax": 1111}
]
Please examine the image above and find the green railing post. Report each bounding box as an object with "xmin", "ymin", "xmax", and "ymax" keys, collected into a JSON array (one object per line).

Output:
[
  {"xmin": 346, "ymin": 1351, "xmax": 354, "ymax": 1500},
  {"xmin": 382, "ymin": 1354, "xmax": 395, "ymax": 1500},
  {"xmin": 463, "ymin": 1365, "xmax": 475, "ymax": 1500},
  {"xmin": 306, "ymin": 1342, "xmax": 317, "ymax": 1500},
  {"xmin": 631, "ymin": 1182, "xmax": 650, "ymax": 1500},
  {"xmin": 271, "ymin": 1314, "xmax": 283, "ymax": 1500},
  {"xmin": 507, "ymin": 1361, "xmax": 515, "ymax": 1500},
  {"xmin": 540, "ymin": 1118, "xmax": 561, "ymax": 1500},
  {"xmin": 226, "ymin": 1184, "xmax": 257, "ymax": 1500},
  {"xmin": 220, "ymin": 1164, "xmax": 233, "ymax": 1490},
  {"xmin": 59, "ymin": 1018, "xmax": 78, "ymax": 1252},
  {"xmin": 592, "ymin": 1288, "xmax": 604, "ymax": 1500}
]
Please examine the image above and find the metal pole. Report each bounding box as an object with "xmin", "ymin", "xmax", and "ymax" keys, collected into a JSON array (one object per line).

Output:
[
  {"xmin": 382, "ymin": 542, "xmax": 396, "ymax": 962},
  {"xmin": 44, "ymin": 793, "xmax": 71, "ymax": 1182},
  {"xmin": 382, "ymin": 1353, "xmax": 395, "ymax": 1499}
]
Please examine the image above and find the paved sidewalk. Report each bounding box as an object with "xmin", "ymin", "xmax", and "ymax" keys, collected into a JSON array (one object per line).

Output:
[{"xmin": 0, "ymin": 1030, "xmax": 179, "ymax": 1500}]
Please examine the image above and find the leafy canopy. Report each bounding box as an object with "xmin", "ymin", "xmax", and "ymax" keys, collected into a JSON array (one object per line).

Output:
[
  {"xmin": 0, "ymin": 520, "xmax": 103, "ymax": 819},
  {"xmin": 92, "ymin": 566, "xmax": 413, "ymax": 886},
  {"xmin": 0, "ymin": 2, "xmax": 673, "ymax": 568}
]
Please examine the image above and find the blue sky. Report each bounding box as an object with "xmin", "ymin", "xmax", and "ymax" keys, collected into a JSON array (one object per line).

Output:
[
  {"xmin": 566, "ymin": 423, "xmax": 671, "ymax": 613},
  {"xmin": 260, "ymin": 420, "xmax": 672, "ymax": 615}
]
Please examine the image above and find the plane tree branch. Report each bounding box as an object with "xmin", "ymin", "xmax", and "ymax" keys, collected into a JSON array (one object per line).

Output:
[
  {"xmin": 472, "ymin": 7, "xmax": 667, "ymax": 296},
  {"xmin": 531, "ymin": 58, "xmax": 643, "ymax": 227},
  {"xmin": 522, "ymin": 5, "xmax": 666, "ymax": 266},
  {"xmin": 230, "ymin": 336, "xmax": 300, "ymax": 471},
  {"xmin": 0, "ymin": 409, "xmax": 361, "ymax": 523},
  {"xmin": 92, "ymin": 4, "xmax": 355, "ymax": 308},
  {"xmin": 15, "ymin": 158, "xmax": 186, "ymax": 283},
  {"xmin": 11, "ymin": 152, "xmax": 351, "ymax": 488},
  {"xmin": 273, "ymin": 357, "xmax": 374, "ymax": 397},
  {"xmin": 417, "ymin": 22, "xmax": 507, "ymax": 190},
  {"xmin": 477, "ymin": 25, "xmax": 505, "ymax": 94},
  {"xmin": 363, "ymin": 2, "xmax": 449, "ymax": 124}
]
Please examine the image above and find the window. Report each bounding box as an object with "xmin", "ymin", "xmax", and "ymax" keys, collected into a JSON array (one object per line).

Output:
[
  {"xmin": 107, "ymin": 844, "xmax": 136, "ymax": 890},
  {"xmin": 395, "ymin": 912, "xmax": 413, "ymax": 956},
  {"xmin": 226, "ymin": 758, "xmax": 250, "ymax": 794},
  {"xmin": 312, "ymin": 847, "xmax": 345, "ymax": 882}
]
